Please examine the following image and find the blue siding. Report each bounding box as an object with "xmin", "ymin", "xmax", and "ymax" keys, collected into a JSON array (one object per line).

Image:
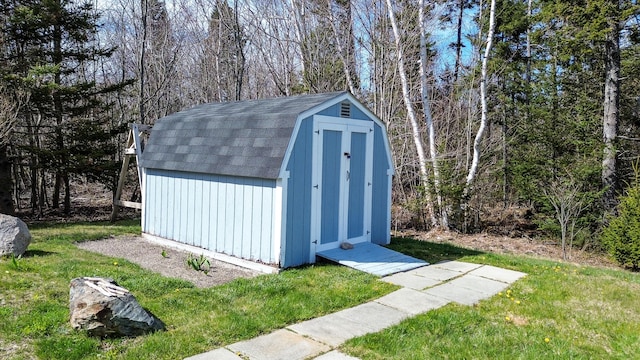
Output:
[
  {"xmin": 144, "ymin": 169, "xmax": 278, "ymax": 264},
  {"xmin": 317, "ymin": 104, "xmax": 340, "ymax": 117},
  {"xmin": 371, "ymin": 124, "xmax": 391, "ymax": 244},
  {"xmin": 349, "ymin": 104, "xmax": 371, "ymax": 121},
  {"xmin": 202, "ymin": 178, "xmax": 211, "ymax": 249},
  {"xmin": 283, "ymin": 116, "xmax": 314, "ymax": 267}
]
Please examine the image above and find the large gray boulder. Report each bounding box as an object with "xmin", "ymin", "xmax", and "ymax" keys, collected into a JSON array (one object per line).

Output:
[
  {"xmin": 69, "ymin": 277, "xmax": 165, "ymax": 337},
  {"xmin": 0, "ymin": 214, "xmax": 31, "ymax": 257}
]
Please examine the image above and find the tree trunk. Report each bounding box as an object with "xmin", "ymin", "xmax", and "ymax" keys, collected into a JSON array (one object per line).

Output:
[
  {"xmin": 53, "ymin": 12, "xmax": 70, "ymax": 215},
  {"xmin": 0, "ymin": 144, "xmax": 15, "ymax": 215},
  {"xmin": 232, "ymin": 0, "xmax": 245, "ymax": 101},
  {"xmin": 602, "ymin": 1, "xmax": 620, "ymax": 213},
  {"xmin": 453, "ymin": 0, "xmax": 465, "ymax": 82},
  {"xmin": 327, "ymin": 0, "xmax": 357, "ymax": 94},
  {"xmin": 26, "ymin": 114, "xmax": 39, "ymax": 213},
  {"xmin": 462, "ymin": 0, "xmax": 496, "ymax": 223},
  {"xmin": 64, "ymin": 172, "xmax": 71, "ymax": 214},
  {"xmin": 53, "ymin": 172, "xmax": 61, "ymax": 209},
  {"xmin": 385, "ymin": 0, "xmax": 438, "ymax": 227},
  {"xmin": 139, "ymin": 0, "xmax": 148, "ymax": 124},
  {"xmin": 419, "ymin": 0, "xmax": 448, "ymax": 228}
]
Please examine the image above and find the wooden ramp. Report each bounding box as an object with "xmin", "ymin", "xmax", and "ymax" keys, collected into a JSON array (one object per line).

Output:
[{"xmin": 317, "ymin": 242, "xmax": 428, "ymax": 277}]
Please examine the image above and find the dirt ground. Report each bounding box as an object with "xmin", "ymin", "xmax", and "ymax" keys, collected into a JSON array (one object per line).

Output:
[
  {"xmin": 76, "ymin": 236, "xmax": 260, "ymax": 288},
  {"xmin": 396, "ymin": 229, "xmax": 618, "ymax": 269}
]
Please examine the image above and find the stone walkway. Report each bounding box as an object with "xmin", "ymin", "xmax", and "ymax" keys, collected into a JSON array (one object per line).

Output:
[{"xmin": 185, "ymin": 261, "xmax": 527, "ymax": 360}]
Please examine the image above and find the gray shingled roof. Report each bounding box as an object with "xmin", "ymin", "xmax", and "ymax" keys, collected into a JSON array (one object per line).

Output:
[{"xmin": 141, "ymin": 92, "xmax": 346, "ymax": 179}]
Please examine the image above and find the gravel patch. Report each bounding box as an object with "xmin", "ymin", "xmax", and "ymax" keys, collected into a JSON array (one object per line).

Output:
[{"xmin": 76, "ymin": 236, "xmax": 259, "ymax": 288}]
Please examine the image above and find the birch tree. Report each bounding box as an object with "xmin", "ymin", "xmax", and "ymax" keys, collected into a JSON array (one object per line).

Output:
[
  {"xmin": 419, "ymin": 0, "xmax": 447, "ymax": 228},
  {"xmin": 462, "ymin": 0, "xmax": 496, "ymax": 220},
  {"xmin": 385, "ymin": 0, "xmax": 437, "ymax": 227}
]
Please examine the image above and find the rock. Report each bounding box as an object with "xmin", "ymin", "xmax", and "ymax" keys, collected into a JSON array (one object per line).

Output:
[
  {"xmin": 340, "ymin": 242, "xmax": 354, "ymax": 250},
  {"xmin": 0, "ymin": 214, "xmax": 31, "ymax": 257},
  {"xmin": 69, "ymin": 277, "xmax": 165, "ymax": 337}
]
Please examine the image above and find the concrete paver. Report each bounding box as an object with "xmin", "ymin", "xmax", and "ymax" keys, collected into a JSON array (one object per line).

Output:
[
  {"xmin": 448, "ymin": 274, "xmax": 510, "ymax": 296},
  {"xmin": 468, "ymin": 265, "xmax": 527, "ymax": 283},
  {"xmin": 313, "ymin": 350, "xmax": 361, "ymax": 360},
  {"xmin": 432, "ymin": 260, "xmax": 483, "ymax": 273},
  {"xmin": 332, "ymin": 301, "xmax": 409, "ymax": 333},
  {"xmin": 184, "ymin": 348, "xmax": 243, "ymax": 360},
  {"xmin": 227, "ymin": 329, "xmax": 330, "ymax": 360},
  {"xmin": 375, "ymin": 288, "xmax": 450, "ymax": 315},
  {"xmin": 380, "ymin": 271, "xmax": 442, "ymax": 290},
  {"xmin": 423, "ymin": 281, "xmax": 491, "ymax": 306},
  {"xmin": 288, "ymin": 311, "xmax": 376, "ymax": 347},
  {"xmin": 422, "ymin": 273, "xmax": 510, "ymax": 306},
  {"xmin": 407, "ymin": 265, "xmax": 463, "ymax": 282}
]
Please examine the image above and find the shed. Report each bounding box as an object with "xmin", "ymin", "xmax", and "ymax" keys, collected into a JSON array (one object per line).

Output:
[{"xmin": 140, "ymin": 92, "xmax": 394, "ymax": 271}]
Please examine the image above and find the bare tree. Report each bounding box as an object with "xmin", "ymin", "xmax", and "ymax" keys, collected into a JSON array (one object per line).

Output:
[
  {"xmin": 462, "ymin": 0, "xmax": 496, "ymax": 221},
  {"xmin": 385, "ymin": 0, "xmax": 437, "ymax": 227},
  {"xmin": 326, "ymin": 0, "xmax": 358, "ymax": 94},
  {"xmin": 204, "ymin": 0, "xmax": 246, "ymax": 101},
  {"xmin": 544, "ymin": 177, "xmax": 590, "ymax": 260},
  {"xmin": 419, "ymin": 0, "xmax": 448, "ymax": 228}
]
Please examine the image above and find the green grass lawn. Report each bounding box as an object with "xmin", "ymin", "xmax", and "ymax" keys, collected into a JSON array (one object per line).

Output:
[
  {"xmin": 0, "ymin": 221, "xmax": 395, "ymax": 359},
  {"xmin": 1, "ymin": 224, "xmax": 639, "ymax": 359},
  {"xmin": 342, "ymin": 237, "xmax": 640, "ymax": 359}
]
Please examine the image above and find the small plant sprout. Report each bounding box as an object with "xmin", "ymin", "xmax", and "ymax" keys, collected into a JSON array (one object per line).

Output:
[
  {"xmin": 186, "ymin": 253, "xmax": 211, "ymax": 275},
  {"xmin": 161, "ymin": 249, "xmax": 168, "ymax": 258},
  {"xmin": 10, "ymin": 254, "xmax": 21, "ymax": 270}
]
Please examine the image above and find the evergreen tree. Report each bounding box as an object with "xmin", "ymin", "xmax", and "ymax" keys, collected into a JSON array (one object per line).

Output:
[
  {"xmin": 1, "ymin": 0, "xmax": 131, "ymax": 214},
  {"xmin": 487, "ymin": 0, "xmax": 605, "ymax": 206},
  {"xmin": 202, "ymin": 0, "xmax": 246, "ymax": 102},
  {"xmin": 601, "ymin": 164, "xmax": 640, "ymax": 270},
  {"xmin": 139, "ymin": 0, "xmax": 180, "ymax": 122}
]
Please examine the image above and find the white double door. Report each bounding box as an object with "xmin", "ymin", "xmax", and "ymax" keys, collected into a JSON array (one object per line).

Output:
[{"xmin": 311, "ymin": 116, "xmax": 373, "ymax": 256}]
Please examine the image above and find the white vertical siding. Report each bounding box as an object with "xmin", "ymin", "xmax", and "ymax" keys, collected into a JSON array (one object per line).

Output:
[{"xmin": 143, "ymin": 169, "xmax": 278, "ymax": 264}]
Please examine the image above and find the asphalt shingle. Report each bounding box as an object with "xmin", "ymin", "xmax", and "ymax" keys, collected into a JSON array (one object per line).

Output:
[{"xmin": 141, "ymin": 92, "xmax": 345, "ymax": 179}]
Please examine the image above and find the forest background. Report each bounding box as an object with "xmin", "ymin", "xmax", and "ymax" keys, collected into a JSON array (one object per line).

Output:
[{"xmin": 1, "ymin": 0, "xmax": 639, "ymax": 255}]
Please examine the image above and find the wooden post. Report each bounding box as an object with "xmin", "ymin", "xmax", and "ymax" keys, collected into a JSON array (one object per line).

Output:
[{"xmin": 110, "ymin": 124, "xmax": 151, "ymax": 222}]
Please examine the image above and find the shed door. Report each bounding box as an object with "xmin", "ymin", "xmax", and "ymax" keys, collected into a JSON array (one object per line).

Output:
[{"xmin": 311, "ymin": 116, "xmax": 373, "ymax": 257}]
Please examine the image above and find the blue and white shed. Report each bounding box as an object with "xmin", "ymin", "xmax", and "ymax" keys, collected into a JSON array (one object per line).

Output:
[{"xmin": 140, "ymin": 92, "xmax": 394, "ymax": 270}]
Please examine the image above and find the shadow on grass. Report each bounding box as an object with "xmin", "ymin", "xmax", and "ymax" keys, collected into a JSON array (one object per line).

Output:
[
  {"xmin": 386, "ymin": 237, "xmax": 484, "ymax": 264},
  {"xmin": 28, "ymin": 218, "xmax": 140, "ymax": 230},
  {"xmin": 22, "ymin": 249, "xmax": 57, "ymax": 258}
]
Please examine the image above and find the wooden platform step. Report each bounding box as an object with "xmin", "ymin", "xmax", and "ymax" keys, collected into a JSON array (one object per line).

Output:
[{"xmin": 317, "ymin": 242, "xmax": 428, "ymax": 277}]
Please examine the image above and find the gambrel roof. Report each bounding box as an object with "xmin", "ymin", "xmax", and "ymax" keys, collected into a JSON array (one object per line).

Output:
[{"xmin": 141, "ymin": 92, "xmax": 345, "ymax": 179}]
